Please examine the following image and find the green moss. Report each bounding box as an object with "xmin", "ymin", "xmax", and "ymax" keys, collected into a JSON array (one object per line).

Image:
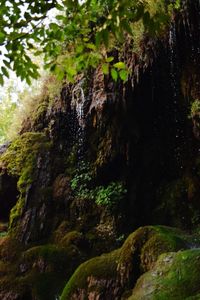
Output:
[
  {"xmin": 22, "ymin": 272, "xmax": 65, "ymax": 300},
  {"xmin": 0, "ymin": 132, "xmax": 51, "ymax": 184},
  {"xmin": 32, "ymin": 99, "xmax": 49, "ymax": 126},
  {"xmin": 51, "ymin": 221, "xmax": 70, "ymax": 243},
  {"xmin": 0, "ymin": 132, "xmax": 52, "ymax": 231},
  {"xmin": 23, "ymin": 244, "xmax": 73, "ymax": 277},
  {"xmin": 1, "ymin": 226, "xmax": 199, "ymax": 300},
  {"xmin": 20, "ymin": 246, "xmax": 67, "ymax": 298},
  {"xmin": 19, "ymin": 243, "xmax": 86, "ymax": 300},
  {"xmin": 129, "ymin": 249, "xmax": 200, "ymax": 300},
  {"xmin": 23, "ymin": 244, "xmax": 79, "ymax": 268},
  {"xmin": 118, "ymin": 225, "xmax": 190, "ymax": 276},
  {"xmin": 59, "ymin": 231, "xmax": 84, "ymax": 248},
  {"xmin": 61, "ymin": 226, "xmax": 193, "ymax": 299},
  {"xmin": 27, "ymin": 76, "xmax": 62, "ymax": 129},
  {"xmin": 9, "ymin": 197, "xmax": 25, "ymax": 230},
  {"xmin": 24, "ymin": 244, "xmax": 62, "ymax": 259},
  {"xmin": 60, "ymin": 249, "xmax": 120, "ymax": 299},
  {"xmin": 140, "ymin": 227, "xmax": 188, "ymax": 272},
  {"xmin": 0, "ymin": 236, "xmax": 88, "ymax": 300},
  {"xmin": 0, "ymin": 238, "xmax": 26, "ymax": 296}
]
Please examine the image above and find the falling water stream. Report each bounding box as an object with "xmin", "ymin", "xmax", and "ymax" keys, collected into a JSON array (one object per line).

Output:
[
  {"xmin": 71, "ymin": 78, "xmax": 87, "ymax": 163},
  {"xmin": 168, "ymin": 21, "xmax": 184, "ymax": 169}
]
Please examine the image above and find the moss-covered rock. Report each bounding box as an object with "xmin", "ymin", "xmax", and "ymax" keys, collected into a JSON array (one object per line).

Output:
[
  {"xmin": 0, "ymin": 236, "xmax": 89, "ymax": 300},
  {"xmin": 60, "ymin": 225, "xmax": 194, "ymax": 299},
  {"xmin": 0, "ymin": 132, "xmax": 52, "ymax": 236},
  {"xmin": 61, "ymin": 249, "xmax": 120, "ymax": 300},
  {"xmin": 51, "ymin": 221, "xmax": 70, "ymax": 242},
  {"xmin": 129, "ymin": 249, "xmax": 200, "ymax": 300},
  {"xmin": 0, "ymin": 236, "xmax": 29, "ymax": 299},
  {"xmin": 17, "ymin": 244, "xmax": 79, "ymax": 299},
  {"xmin": 0, "ymin": 132, "xmax": 52, "ymax": 190},
  {"xmin": 59, "ymin": 231, "xmax": 85, "ymax": 248}
]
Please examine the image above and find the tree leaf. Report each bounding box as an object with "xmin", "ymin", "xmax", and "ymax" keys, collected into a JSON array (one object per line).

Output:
[
  {"xmin": 1, "ymin": 66, "xmax": 9, "ymax": 78},
  {"xmin": 95, "ymin": 31, "xmax": 102, "ymax": 48},
  {"xmin": 0, "ymin": 32, "xmax": 5, "ymax": 44},
  {"xmin": 111, "ymin": 68, "xmax": 118, "ymax": 81},
  {"xmin": 56, "ymin": 15, "xmax": 66, "ymax": 21},
  {"xmin": 106, "ymin": 56, "xmax": 114, "ymax": 63},
  {"xmin": 119, "ymin": 69, "xmax": 128, "ymax": 81},
  {"xmin": 134, "ymin": 4, "xmax": 144, "ymax": 22},
  {"xmin": 86, "ymin": 43, "xmax": 96, "ymax": 50},
  {"xmin": 143, "ymin": 11, "xmax": 151, "ymax": 28},
  {"xmin": 0, "ymin": 75, "xmax": 4, "ymax": 86},
  {"xmin": 3, "ymin": 60, "xmax": 11, "ymax": 69},
  {"xmin": 121, "ymin": 19, "xmax": 132, "ymax": 35},
  {"xmin": 113, "ymin": 62, "xmax": 126, "ymax": 69},
  {"xmin": 102, "ymin": 29, "xmax": 109, "ymax": 48},
  {"xmin": 102, "ymin": 63, "xmax": 109, "ymax": 75}
]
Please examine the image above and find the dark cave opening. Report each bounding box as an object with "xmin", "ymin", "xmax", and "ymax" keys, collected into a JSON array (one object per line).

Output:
[{"xmin": 0, "ymin": 173, "xmax": 19, "ymax": 224}]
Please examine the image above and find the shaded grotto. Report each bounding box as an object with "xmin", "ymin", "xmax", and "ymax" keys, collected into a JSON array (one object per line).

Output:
[
  {"xmin": 0, "ymin": 172, "xmax": 18, "ymax": 223},
  {"xmin": 1, "ymin": 0, "xmax": 200, "ymax": 299}
]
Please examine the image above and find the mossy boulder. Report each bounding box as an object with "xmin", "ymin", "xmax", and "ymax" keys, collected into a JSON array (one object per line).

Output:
[
  {"xmin": 17, "ymin": 244, "xmax": 80, "ymax": 299},
  {"xmin": 61, "ymin": 249, "xmax": 121, "ymax": 300},
  {"xmin": 58, "ymin": 231, "xmax": 86, "ymax": 248},
  {"xmin": 0, "ymin": 236, "xmax": 88, "ymax": 300},
  {"xmin": 117, "ymin": 225, "xmax": 191, "ymax": 285},
  {"xmin": 0, "ymin": 236, "xmax": 29, "ymax": 299},
  {"xmin": 0, "ymin": 132, "xmax": 51, "ymax": 185},
  {"xmin": 52, "ymin": 224, "xmax": 90, "ymax": 255},
  {"xmin": 129, "ymin": 249, "xmax": 200, "ymax": 300},
  {"xmin": 61, "ymin": 225, "xmax": 194, "ymax": 299},
  {"xmin": 0, "ymin": 132, "xmax": 52, "ymax": 241}
]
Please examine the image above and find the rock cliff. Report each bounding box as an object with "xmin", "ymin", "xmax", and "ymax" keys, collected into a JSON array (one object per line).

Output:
[{"xmin": 1, "ymin": 0, "xmax": 200, "ymax": 299}]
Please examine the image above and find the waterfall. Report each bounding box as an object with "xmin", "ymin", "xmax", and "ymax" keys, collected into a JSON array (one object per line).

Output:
[
  {"xmin": 169, "ymin": 22, "xmax": 183, "ymax": 169},
  {"xmin": 71, "ymin": 78, "xmax": 86, "ymax": 128},
  {"xmin": 71, "ymin": 78, "xmax": 87, "ymax": 163}
]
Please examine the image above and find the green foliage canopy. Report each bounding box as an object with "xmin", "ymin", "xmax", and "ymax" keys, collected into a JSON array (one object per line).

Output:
[
  {"xmin": 0, "ymin": 0, "xmax": 180, "ymax": 84},
  {"xmin": 0, "ymin": 82, "xmax": 17, "ymax": 143}
]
